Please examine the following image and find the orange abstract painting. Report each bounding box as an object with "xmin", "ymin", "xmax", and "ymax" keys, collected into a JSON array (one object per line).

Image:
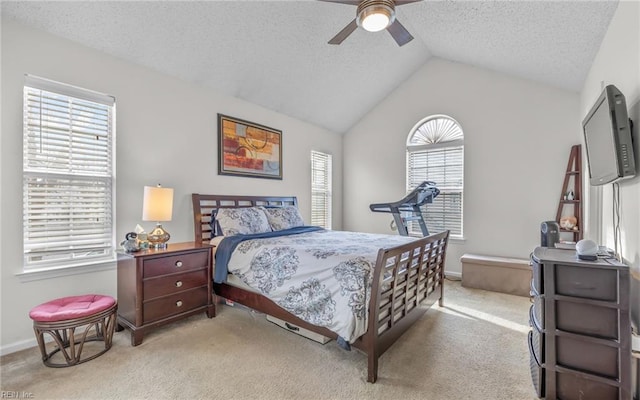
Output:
[{"xmin": 217, "ymin": 114, "xmax": 282, "ymax": 179}]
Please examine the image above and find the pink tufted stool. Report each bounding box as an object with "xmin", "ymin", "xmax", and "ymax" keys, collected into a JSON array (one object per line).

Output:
[{"xmin": 29, "ymin": 294, "xmax": 117, "ymax": 367}]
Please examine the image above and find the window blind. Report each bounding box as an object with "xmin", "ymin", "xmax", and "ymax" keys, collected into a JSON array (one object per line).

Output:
[
  {"xmin": 407, "ymin": 145, "xmax": 464, "ymax": 237},
  {"xmin": 23, "ymin": 76, "xmax": 115, "ymax": 270},
  {"xmin": 311, "ymin": 150, "xmax": 332, "ymax": 229}
]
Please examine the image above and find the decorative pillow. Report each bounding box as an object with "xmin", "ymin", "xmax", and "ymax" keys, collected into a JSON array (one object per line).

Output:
[
  {"xmin": 216, "ymin": 207, "xmax": 271, "ymax": 236},
  {"xmin": 209, "ymin": 210, "xmax": 222, "ymax": 237},
  {"xmin": 261, "ymin": 206, "xmax": 305, "ymax": 231}
]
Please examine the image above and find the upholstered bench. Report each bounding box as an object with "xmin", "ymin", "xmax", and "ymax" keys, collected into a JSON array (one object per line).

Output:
[{"xmin": 29, "ymin": 294, "xmax": 117, "ymax": 367}]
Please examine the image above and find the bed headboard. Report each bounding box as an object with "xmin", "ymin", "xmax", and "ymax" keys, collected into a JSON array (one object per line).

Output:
[{"xmin": 191, "ymin": 194, "xmax": 298, "ymax": 244}]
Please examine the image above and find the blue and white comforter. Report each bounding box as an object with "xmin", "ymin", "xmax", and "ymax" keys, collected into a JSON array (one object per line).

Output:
[{"xmin": 215, "ymin": 227, "xmax": 416, "ymax": 343}]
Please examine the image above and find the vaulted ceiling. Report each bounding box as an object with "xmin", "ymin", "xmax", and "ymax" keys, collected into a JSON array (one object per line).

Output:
[{"xmin": 1, "ymin": 1, "xmax": 618, "ymax": 133}]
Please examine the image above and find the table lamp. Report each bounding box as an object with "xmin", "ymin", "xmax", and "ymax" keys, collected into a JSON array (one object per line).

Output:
[{"xmin": 142, "ymin": 184, "xmax": 174, "ymax": 249}]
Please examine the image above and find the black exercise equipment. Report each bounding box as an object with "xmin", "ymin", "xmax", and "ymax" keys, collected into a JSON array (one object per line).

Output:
[{"xmin": 369, "ymin": 181, "xmax": 440, "ymax": 237}]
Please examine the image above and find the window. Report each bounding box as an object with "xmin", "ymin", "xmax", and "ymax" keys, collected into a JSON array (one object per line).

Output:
[
  {"xmin": 311, "ymin": 150, "xmax": 332, "ymax": 229},
  {"xmin": 23, "ymin": 75, "xmax": 116, "ymax": 271},
  {"xmin": 406, "ymin": 115, "xmax": 464, "ymax": 238}
]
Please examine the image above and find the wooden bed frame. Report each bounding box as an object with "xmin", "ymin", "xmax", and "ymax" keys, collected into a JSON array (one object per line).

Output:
[{"xmin": 192, "ymin": 193, "xmax": 449, "ymax": 383}]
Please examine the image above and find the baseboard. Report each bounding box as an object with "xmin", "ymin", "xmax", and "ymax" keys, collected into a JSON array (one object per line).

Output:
[
  {"xmin": 1, "ymin": 338, "xmax": 38, "ymax": 357},
  {"xmin": 445, "ymin": 271, "xmax": 462, "ymax": 279}
]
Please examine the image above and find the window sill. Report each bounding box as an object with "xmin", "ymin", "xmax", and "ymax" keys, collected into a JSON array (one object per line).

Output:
[
  {"xmin": 409, "ymin": 233, "xmax": 465, "ymax": 243},
  {"xmin": 16, "ymin": 258, "xmax": 117, "ymax": 283},
  {"xmin": 449, "ymin": 236, "xmax": 466, "ymax": 244}
]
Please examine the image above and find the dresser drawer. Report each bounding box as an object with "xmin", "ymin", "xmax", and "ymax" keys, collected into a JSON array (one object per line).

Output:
[
  {"xmin": 555, "ymin": 264, "xmax": 617, "ymax": 301},
  {"xmin": 556, "ymin": 371, "xmax": 619, "ymax": 400},
  {"xmin": 531, "ymin": 260, "xmax": 543, "ymax": 294},
  {"xmin": 144, "ymin": 269, "xmax": 208, "ymax": 300},
  {"xmin": 528, "ymin": 331, "xmax": 544, "ymax": 398},
  {"xmin": 556, "ymin": 300, "xmax": 618, "ymax": 339},
  {"xmin": 556, "ymin": 335, "xmax": 619, "ymax": 378},
  {"xmin": 143, "ymin": 250, "xmax": 209, "ymax": 278},
  {"xmin": 529, "ymin": 306, "xmax": 544, "ymax": 363},
  {"xmin": 531, "ymin": 293, "xmax": 545, "ymax": 329},
  {"xmin": 143, "ymin": 286, "xmax": 209, "ymax": 324}
]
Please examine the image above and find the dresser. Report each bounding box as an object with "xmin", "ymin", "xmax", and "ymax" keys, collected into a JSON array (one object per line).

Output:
[
  {"xmin": 117, "ymin": 242, "xmax": 215, "ymax": 345},
  {"xmin": 529, "ymin": 247, "xmax": 631, "ymax": 400}
]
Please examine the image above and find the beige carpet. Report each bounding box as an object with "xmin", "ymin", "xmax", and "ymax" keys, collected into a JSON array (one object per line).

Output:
[{"xmin": 1, "ymin": 280, "xmax": 537, "ymax": 400}]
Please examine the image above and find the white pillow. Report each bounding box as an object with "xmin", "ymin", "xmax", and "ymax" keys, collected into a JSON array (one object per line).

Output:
[
  {"xmin": 261, "ymin": 206, "xmax": 305, "ymax": 231},
  {"xmin": 216, "ymin": 207, "xmax": 271, "ymax": 236}
]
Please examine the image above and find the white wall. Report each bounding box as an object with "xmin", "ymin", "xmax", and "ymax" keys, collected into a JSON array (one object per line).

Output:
[
  {"xmin": 343, "ymin": 58, "xmax": 580, "ymax": 274},
  {"xmin": 579, "ymin": 2, "xmax": 639, "ymax": 395},
  {"xmin": 0, "ymin": 19, "xmax": 343, "ymax": 353}
]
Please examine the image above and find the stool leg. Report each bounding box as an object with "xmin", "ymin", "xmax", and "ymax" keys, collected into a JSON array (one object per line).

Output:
[
  {"xmin": 105, "ymin": 312, "xmax": 116, "ymax": 348},
  {"xmin": 66, "ymin": 328, "xmax": 76, "ymax": 364},
  {"xmin": 41, "ymin": 328, "xmax": 73, "ymax": 366},
  {"xmin": 95, "ymin": 322, "xmax": 103, "ymax": 339},
  {"xmin": 32, "ymin": 326, "xmax": 48, "ymax": 362}
]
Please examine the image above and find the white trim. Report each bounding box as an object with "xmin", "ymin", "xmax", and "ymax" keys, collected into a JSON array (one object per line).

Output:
[
  {"xmin": 24, "ymin": 74, "xmax": 115, "ymax": 106},
  {"xmin": 0, "ymin": 338, "xmax": 40, "ymax": 357},
  {"xmin": 445, "ymin": 270, "xmax": 462, "ymax": 279},
  {"xmin": 409, "ymin": 233, "xmax": 465, "ymax": 243},
  {"xmin": 407, "ymin": 140, "xmax": 464, "ymax": 152},
  {"xmin": 16, "ymin": 259, "xmax": 116, "ymax": 282}
]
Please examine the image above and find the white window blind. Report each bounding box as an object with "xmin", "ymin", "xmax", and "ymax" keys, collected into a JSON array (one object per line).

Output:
[
  {"xmin": 23, "ymin": 75, "xmax": 116, "ymax": 270},
  {"xmin": 311, "ymin": 150, "xmax": 332, "ymax": 229},
  {"xmin": 407, "ymin": 115, "xmax": 464, "ymax": 238}
]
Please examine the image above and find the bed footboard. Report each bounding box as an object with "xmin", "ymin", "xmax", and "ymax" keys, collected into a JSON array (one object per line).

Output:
[{"xmin": 365, "ymin": 230, "xmax": 449, "ymax": 382}]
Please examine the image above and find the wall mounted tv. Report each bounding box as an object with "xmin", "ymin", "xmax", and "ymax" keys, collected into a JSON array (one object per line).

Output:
[{"xmin": 582, "ymin": 84, "xmax": 636, "ymax": 186}]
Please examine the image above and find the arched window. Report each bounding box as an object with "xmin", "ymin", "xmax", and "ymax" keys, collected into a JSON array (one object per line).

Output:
[{"xmin": 406, "ymin": 115, "xmax": 464, "ymax": 238}]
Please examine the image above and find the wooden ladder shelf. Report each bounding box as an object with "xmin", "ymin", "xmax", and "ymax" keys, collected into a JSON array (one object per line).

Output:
[{"xmin": 555, "ymin": 144, "xmax": 583, "ymax": 242}]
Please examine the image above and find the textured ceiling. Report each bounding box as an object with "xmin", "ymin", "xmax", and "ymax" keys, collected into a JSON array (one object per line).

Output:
[{"xmin": 1, "ymin": 1, "xmax": 618, "ymax": 134}]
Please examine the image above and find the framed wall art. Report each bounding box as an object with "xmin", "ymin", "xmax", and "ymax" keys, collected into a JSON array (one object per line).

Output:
[{"xmin": 217, "ymin": 114, "xmax": 282, "ymax": 180}]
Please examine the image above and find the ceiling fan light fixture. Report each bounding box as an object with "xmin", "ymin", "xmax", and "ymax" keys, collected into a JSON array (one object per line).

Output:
[{"xmin": 356, "ymin": 0, "xmax": 396, "ymax": 33}]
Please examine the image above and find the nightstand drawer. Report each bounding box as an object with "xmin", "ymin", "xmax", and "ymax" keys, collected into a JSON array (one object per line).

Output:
[
  {"xmin": 143, "ymin": 286, "xmax": 209, "ymax": 324},
  {"xmin": 143, "ymin": 250, "xmax": 209, "ymax": 278},
  {"xmin": 144, "ymin": 269, "xmax": 208, "ymax": 300}
]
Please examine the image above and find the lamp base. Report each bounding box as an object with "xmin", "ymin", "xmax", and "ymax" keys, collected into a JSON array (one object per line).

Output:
[{"xmin": 148, "ymin": 223, "xmax": 170, "ymax": 249}]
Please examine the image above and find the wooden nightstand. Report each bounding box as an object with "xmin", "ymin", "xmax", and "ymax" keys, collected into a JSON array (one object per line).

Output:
[{"xmin": 116, "ymin": 242, "xmax": 215, "ymax": 346}]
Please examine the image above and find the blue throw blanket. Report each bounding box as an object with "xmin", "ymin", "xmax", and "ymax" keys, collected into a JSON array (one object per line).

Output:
[{"xmin": 214, "ymin": 226, "xmax": 324, "ymax": 283}]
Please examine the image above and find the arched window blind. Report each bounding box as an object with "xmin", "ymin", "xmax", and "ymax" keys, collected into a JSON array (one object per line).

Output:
[
  {"xmin": 23, "ymin": 75, "xmax": 116, "ymax": 270},
  {"xmin": 406, "ymin": 115, "xmax": 464, "ymax": 238},
  {"xmin": 311, "ymin": 150, "xmax": 332, "ymax": 229}
]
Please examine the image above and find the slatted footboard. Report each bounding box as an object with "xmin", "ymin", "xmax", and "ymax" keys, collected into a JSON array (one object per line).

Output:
[
  {"xmin": 365, "ymin": 230, "xmax": 449, "ymax": 382},
  {"xmin": 191, "ymin": 193, "xmax": 449, "ymax": 383}
]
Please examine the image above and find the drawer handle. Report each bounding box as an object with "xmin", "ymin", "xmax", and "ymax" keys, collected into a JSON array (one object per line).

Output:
[
  {"xmin": 176, "ymin": 300, "xmax": 183, "ymax": 307},
  {"xmin": 175, "ymin": 281, "xmax": 183, "ymax": 288},
  {"xmin": 175, "ymin": 261, "xmax": 183, "ymax": 268}
]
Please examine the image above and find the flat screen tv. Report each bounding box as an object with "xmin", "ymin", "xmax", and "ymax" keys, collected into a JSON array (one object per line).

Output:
[{"xmin": 582, "ymin": 84, "xmax": 636, "ymax": 186}]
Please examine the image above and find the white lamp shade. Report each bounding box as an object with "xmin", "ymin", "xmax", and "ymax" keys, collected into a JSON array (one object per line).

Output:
[{"xmin": 142, "ymin": 185, "xmax": 174, "ymax": 222}]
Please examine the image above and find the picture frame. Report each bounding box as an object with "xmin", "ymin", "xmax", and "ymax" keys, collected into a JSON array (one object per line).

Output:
[{"xmin": 217, "ymin": 114, "xmax": 283, "ymax": 180}]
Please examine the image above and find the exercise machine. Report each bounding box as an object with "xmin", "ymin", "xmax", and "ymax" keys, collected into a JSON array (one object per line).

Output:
[{"xmin": 369, "ymin": 181, "xmax": 440, "ymax": 237}]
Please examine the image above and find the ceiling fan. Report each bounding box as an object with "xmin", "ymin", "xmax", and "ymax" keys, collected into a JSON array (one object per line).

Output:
[{"xmin": 320, "ymin": 0, "xmax": 422, "ymax": 46}]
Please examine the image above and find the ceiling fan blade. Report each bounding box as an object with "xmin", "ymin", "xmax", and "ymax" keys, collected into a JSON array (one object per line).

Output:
[
  {"xmin": 328, "ymin": 19, "xmax": 358, "ymax": 45},
  {"xmin": 317, "ymin": 0, "xmax": 360, "ymax": 5},
  {"xmin": 387, "ymin": 19, "xmax": 414, "ymax": 46}
]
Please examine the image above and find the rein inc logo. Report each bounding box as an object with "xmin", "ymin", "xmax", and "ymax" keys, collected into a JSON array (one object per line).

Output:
[{"xmin": 1, "ymin": 392, "xmax": 34, "ymax": 399}]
